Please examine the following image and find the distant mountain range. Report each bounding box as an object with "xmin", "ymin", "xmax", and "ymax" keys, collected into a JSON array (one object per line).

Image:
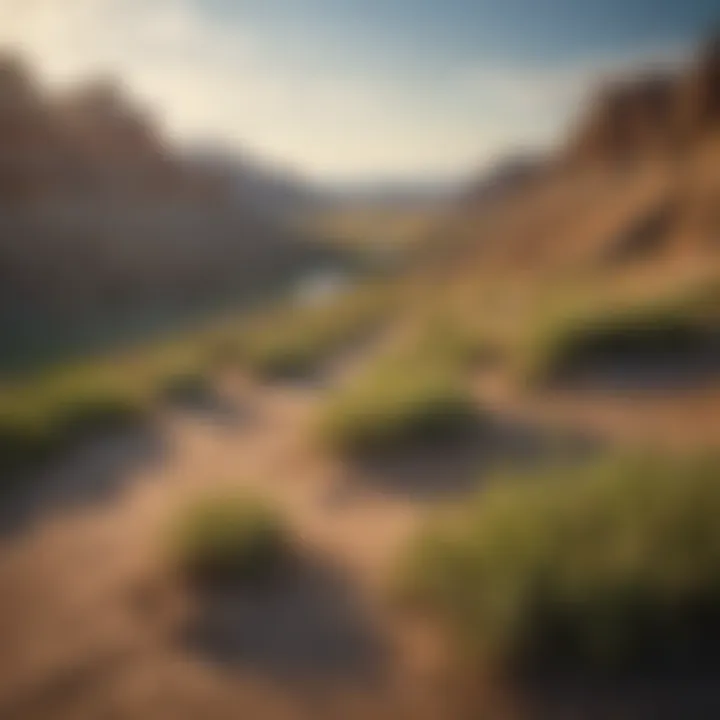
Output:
[
  {"xmin": 312, "ymin": 177, "xmax": 464, "ymax": 208},
  {"xmin": 182, "ymin": 145, "xmax": 465, "ymax": 215},
  {"xmin": 181, "ymin": 143, "xmax": 317, "ymax": 219}
]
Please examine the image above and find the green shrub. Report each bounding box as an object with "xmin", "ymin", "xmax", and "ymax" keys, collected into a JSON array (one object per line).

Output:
[
  {"xmin": 0, "ymin": 404, "xmax": 57, "ymax": 473},
  {"xmin": 402, "ymin": 455, "xmax": 720, "ymax": 674},
  {"xmin": 0, "ymin": 368, "xmax": 151, "ymax": 475},
  {"xmin": 159, "ymin": 369, "xmax": 214, "ymax": 404},
  {"xmin": 0, "ymin": 340, "xmax": 210, "ymax": 474},
  {"xmin": 318, "ymin": 356, "xmax": 479, "ymax": 455},
  {"xmin": 51, "ymin": 382, "xmax": 148, "ymax": 436},
  {"xmin": 171, "ymin": 493, "xmax": 290, "ymax": 586},
  {"xmin": 521, "ymin": 289, "xmax": 720, "ymax": 384}
]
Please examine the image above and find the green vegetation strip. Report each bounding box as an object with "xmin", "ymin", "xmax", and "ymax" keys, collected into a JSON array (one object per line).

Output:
[
  {"xmin": 402, "ymin": 454, "xmax": 720, "ymax": 674},
  {"xmin": 0, "ymin": 283, "xmax": 394, "ymax": 475},
  {"xmin": 0, "ymin": 340, "xmax": 215, "ymax": 475},
  {"xmin": 521, "ymin": 280, "xmax": 720, "ymax": 383}
]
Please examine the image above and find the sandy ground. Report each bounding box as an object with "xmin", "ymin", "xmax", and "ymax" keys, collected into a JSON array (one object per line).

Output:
[
  {"xmin": 1, "ymin": 364, "xmax": 720, "ymax": 720},
  {"xmin": 0, "ymin": 371, "xmax": 511, "ymax": 720},
  {"xmin": 474, "ymin": 367, "xmax": 720, "ymax": 450}
]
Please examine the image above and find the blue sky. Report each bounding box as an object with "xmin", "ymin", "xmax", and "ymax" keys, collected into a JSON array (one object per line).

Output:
[
  {"xmin": 208, "ymin": 0, "xmax": 716, "ymax": 64},
  {"xmin": 1, "ymin": 0, "xmax": 717, "ymax": 180}
]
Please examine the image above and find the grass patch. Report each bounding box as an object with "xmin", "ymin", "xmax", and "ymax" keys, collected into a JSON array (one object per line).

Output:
[
  {"xmin": 0, "ymin": 283, "xmax": 393, "ymax": 474},
  {"xmin": 0, "ymin": 341, "xmax": 215, "ymax": 475},
  {"xmin": 0, "ymin": 368, "xmax": 151, "ymax": 475},
  {"xmin": 402, "ymin": 454, "xmax": 720, "ymax": 675},
  {"xmin": 159, "ymin": 369, "xmax": 215, "ymax": 405},
  {"xmin": 237, "ymin": 284, "xmax": 393, "ymax": 379},
  {"xmin": 318, "ymin": 352, "xmax": 479, "ymax": 456},
  {"xmin": 170, "ymin": 492, "xmax": 290, "ymax": 587},
  {"xmin": 521, "ymin": 282, "xmax": 720, "ymax": 384},
  {"xmin": 409, "ymin": 314, "xmax": 498, "ymax": 372},
  {"xmin": 0, "ymin": 404, "xmax": 59, "ymax": 472}
]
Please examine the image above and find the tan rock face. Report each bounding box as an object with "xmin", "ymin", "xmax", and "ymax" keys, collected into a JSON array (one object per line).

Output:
[
  {"xmin": 567, "ymin": 34, "xmax": 720, "ymax": 168},
  {"xmin": 679, "ymin": 35, "xmax": 720, "ymax": 139},
  {"xmin": 0, "ymin": 55, "xmax": 57, "ymax": 204},
  {"xmin": 0, "ymin": 59, "xmax": 230, "ymax": 207}
]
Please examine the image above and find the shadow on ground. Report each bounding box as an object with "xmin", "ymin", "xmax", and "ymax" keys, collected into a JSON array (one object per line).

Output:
[
  {"xmin": 0, "ymin": 390, "xmax": 255, "ymax": 538},
  {"xmin": 164, "ymin": 387, "xmax": 251, "ymax": 429},
  {"xmin": 521, "ymin": 670, "xmax": 720, "ymax": 720},
  {"xmin": 341, "ymin": 415, "xmax": 601, "ymax": 500},
  {"xmin": 180, "ymin": 556, "xmax": 389, "ymax": 685},
  {"xmin": 0, "ymin": 423, "xmax": 167, "ymax": 538},
  {"xmin": 554, "ymin": 346, "xmax": 720, "ymax": 393}
]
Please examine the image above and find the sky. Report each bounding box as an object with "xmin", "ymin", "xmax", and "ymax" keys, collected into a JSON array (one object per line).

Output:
[{"xmin": 0, "ymin": 0, "xmax": 717, "ymax": 182}]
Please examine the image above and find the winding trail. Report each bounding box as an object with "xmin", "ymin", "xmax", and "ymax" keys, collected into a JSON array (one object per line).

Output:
[
  {"xmin": 1, "ymin": 361, "xmax": 720, "ymax": 719},
  {"xmin": 0, "ymin": 372, "xmax": 495, "ymax": 720}
]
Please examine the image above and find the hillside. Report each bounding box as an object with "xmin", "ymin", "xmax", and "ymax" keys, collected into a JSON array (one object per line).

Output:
[
  {"xmin": 0, "ymin": 54, "xmax": 332, "ymax": 368},
  {"xmin": 434, "ymin": 35, "xmax": 720, "ymax": 287}
]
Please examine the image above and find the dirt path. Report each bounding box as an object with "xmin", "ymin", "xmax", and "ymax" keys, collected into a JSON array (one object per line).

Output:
[
  {"xmin": 3, "ymin": 358, "xmax": 717, "ymax": 720},
  {"xmin": 0, "ymin": 373, "xmax": 511, "ymax": 720},
  {"xmin": 473, "ymin": 368, "xmax": 720, "ymax": 450}
]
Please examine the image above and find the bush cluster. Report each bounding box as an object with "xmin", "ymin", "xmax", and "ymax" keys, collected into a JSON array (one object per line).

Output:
[
  {"xmin": 318, "ymin": 355, "xmax": 479, "ymax": 455},
  {"xmin": 170, "ymin": 493, "xmax": 289, "ymax": 586},
  {"xmin": 402, "ymin": 455, "xmax": 720, "ymax": 673}
]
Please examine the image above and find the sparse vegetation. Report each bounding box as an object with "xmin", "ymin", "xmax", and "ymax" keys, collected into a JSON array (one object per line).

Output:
[
  {"xmin": 0, "ymin": 404, "xmax": 58, "ymax": 473},
  {"xmin": 0, "ymin": 341, "xmax": 213, "ymax": 474},
  {"xmin": 237, "ymin": 284, "xmax": 393, "ymax": 379},
  {"xmin": 318, "ymin": 352, "xmax": 479, "ymax": 455},
  {"xmin": 409, "ymin": 313, "xmax": 497, "ymax": 372},
  {"xmin": 520, "ymin": 282, "xmax": 720, "ymax": 383},
  {"xmin": 402, "ymin": 454, "xmax": 720, "ymax": 674},
  {"xmin": 159, "ymin": 369, "xmax": 215, "ymax": 405},
  {"xmin": 0, "ymin": 366, "xmax": 152, "ymax": 474},
  {"xmin": 0, "ymin": 282, "xmax": 396, "ymax": 475},
  {"xmin": 170, "ymin": 493, "xmax": 290, "ymax": 587}
]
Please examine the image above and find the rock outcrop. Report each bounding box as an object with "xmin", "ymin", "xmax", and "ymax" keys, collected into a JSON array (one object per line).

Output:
[{"xmin": 567, "ymin": 34, "xmax": 720, "ymax": 167}]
